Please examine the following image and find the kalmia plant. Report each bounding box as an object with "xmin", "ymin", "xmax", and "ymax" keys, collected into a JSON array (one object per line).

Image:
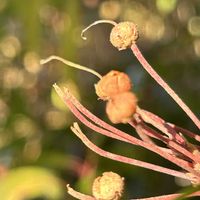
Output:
[{"xmin": 41, "ymin": 20, "xmax": 200, "ymax": 199}]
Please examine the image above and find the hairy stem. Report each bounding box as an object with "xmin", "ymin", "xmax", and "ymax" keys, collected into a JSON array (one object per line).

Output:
[
  {"xmin": 131, "ymin": 191, "xmax": 200, "ymax": 200},
  {"xmin": 131, "ymin": 43, "xmax": 200, "ymax": 130},
  {"xmin": 53, "ymin": 84, "xmax": 198, "ymax": 175},
  {"xmin": 71, "ymin": 122, "xmax": 190, "ymax": 180}
]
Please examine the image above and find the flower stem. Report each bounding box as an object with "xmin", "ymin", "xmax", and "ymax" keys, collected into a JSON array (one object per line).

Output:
[
  {"xmin": 81, "ymin": 20, "xmax": 117, "ymax": 40},
  {"xmin": 67, "ymin": 184, "xmax": 95, "ymax": 200},
  {"xmin": 131, "ymin": 191, "xmax": 200, "ymax": 200},
  {"xmin": 70, "ymin": 122, "xmax": 191, "ymax": 180},
  {"xmin": 40, "ymin": 55, "xmax": 102, "ymax": 79},
  {"xmin": 131, "ymin": 43, "xmax": 200, "ymax": 130},
  {"xmin": 53, "ymin": 84, "xmax": 197, "ymax": 175}
]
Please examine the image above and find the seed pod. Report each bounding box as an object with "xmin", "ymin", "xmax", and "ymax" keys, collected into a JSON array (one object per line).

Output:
[
  {"xmin": 106, "ymin": 92, "xmax": 137, "ymax": 124},
  {"xmin": 110, "ymin": 22, "xmax": 139, "ymax": 50},
  {"xmin": 95, "ymin": 70, "xmax": 132, "ymax": 100},
  {"xmin": 92, "ymin": 171, "xmax": 124, "ymax": 200}
]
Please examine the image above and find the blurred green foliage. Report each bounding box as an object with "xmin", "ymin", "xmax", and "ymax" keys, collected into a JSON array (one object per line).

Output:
[{"xmin": 0, "ymin": 0, "xmax": 199, "ymax": 199}]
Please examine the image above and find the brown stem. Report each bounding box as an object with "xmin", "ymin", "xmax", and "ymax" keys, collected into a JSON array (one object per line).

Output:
[{"xmin": 131, "ymin": 43, "xmax": 200, "ymax": 130}]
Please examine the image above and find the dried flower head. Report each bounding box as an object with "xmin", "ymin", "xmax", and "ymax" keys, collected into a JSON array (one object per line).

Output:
[
  {"xmin": 95, "ymin": 70, "xmax": 132, "ymax": 100},
  {"xmin": 92, "ymin": 172, "xmax": 124, "ymax": 200},
  {"xmin": 106, "ymin": 92, "xmax": 137, "ymax": 124},
  {"xmin": 110, "ymin": 22, "xmax": 139, "ymax": 50}
]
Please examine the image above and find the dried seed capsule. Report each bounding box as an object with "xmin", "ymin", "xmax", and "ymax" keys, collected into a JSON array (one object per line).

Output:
[
  {"xmin": 95, "ymin": 70, "xmax": 132, "ymax": 100},
  {"xmin": 110, "ymin": 22, "xmax": 139, "ymax": 50},
  {"xmin": 106, "ymin": 92, "xmax": 137, "ymax": 124},
  {"xmin": 92, "ymin": 171, "xmax": 124, "ymax": 200}
]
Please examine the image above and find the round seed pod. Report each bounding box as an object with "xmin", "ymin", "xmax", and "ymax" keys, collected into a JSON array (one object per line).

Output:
[
  {"xmin": 92, "ymin": 172, "xmax": 124, "ymax": 200},
  {"xmin": 110, "ymin": 22, "xmax": 139, "ymax": 50},
  {"xmin": 106, "ymin": 92, "xmax": 137, "ymax": 124},
  {"xmin": 95, "ymin": 70, "xmax": 132, "ymax": 100}
]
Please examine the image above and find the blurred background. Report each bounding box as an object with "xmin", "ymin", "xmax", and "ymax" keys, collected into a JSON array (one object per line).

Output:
[{"xmin": 0, "ymin": 0, "xmax": 199, "ymax": 199}]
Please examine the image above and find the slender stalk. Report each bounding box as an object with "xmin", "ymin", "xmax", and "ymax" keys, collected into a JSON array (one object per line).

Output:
[
  {"xmin": 132, "ymin": 120, "xmax": 200, "ymax": 163},
  {"xmin": 135, "ymin": 109, "xmax": 200, "ymax": 163},
  {"xmin": 40, "ymin": 55, "xmax": 102, "ymax": 79},
  {"xmin": 53, "ymin": 84, "xmax": 135, "ymax": 144},
  {"xmin": 131, "ymin": 191, "xmax": 200, "ymax": 200},
  {"xmin": 168, "ymin": 123, "xmax": 200, "ymax": 143},
  {"xmin": 130, "ymin": 120, "xmax": 168, "ymax": 142},
  {"xmin": 131, "ymin": 43, "xmax": 200, "ymax": 130},
  {"xmin": 67, "ymin": 184, "xmax": 95, "ymax": 200},
  {"xmin": 53, "ymin": 84, "xmax": 198, "ymax": 175},
  {"xmin": 136, "ymin": 107, "xmax": 186, "ymax": 145},
  {"xmin": 81, "ymin": 20, "xmax": 117, "ymax": 40},
  {"xmin": 70, "ymin": 122, "xmax": 191, "ymax": 180}
]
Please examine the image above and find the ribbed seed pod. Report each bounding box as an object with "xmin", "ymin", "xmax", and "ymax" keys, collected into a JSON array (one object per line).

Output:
[
  {"xmin": 106, "ymin": 92, "xmax": 137, "ymax": 124},
  {"xmin": 110, "ymin": 22, "xmax": 139, "ymax": 50},
  {"xmin": 92, "ymin": 172, "xmax": 124, "ymax": 200},
  {"xmin": 95, "ymin": 70, "xmax": 132, "ymax": 100}
]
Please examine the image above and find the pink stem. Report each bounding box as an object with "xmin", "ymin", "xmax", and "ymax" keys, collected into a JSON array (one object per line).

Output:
[
  {"xmin": 133, "ymin": 113, "xmax": 200, "ymax": 163},
  {"xmin": 67, "ymin": 184, "xmax": 95, "ymax": 200},
  {"xmin": 66, "ymin": 99, "xmax": 132, "ymax": 143},
  {"xmin": 133, "ymin": 120, "xmax": 200, "ymax": 163},
  {"xmin": 136, "ymin": 107, "xmax": 185, "ymax": 145},
  {"xmin": 168, "ymin": 123, "xmax": 200, "ymax": 143},
  {"xmin": 131, "ymin": 43, "xmax": 200, "ymax": 130},
  {"xmin": 130, "ymin": 117, "xmax": 168, "ymax": 142},
  {"xmin": 53, "ymin": 85, "xmax": 199, "ymax": 176},
  {"xmin": 62, "ymin": 91, "xmax": 196, "ymax": 174},
  {"xmin": 131, "ymin": 191, "xmax": 200, "ymax": 200},
  {"xmin": 71, "ymin": 123, "xmax": 190, "ymax": 180}
]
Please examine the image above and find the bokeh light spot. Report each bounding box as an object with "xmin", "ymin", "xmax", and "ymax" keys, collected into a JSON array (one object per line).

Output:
[
  {"xmin": 3, "ymin": 67, "xmax": 24, "ymax": 89},
  {"xmin": 83, "ymin": 0, "xmax": 99, "ymax": 9},
  {"xmin": 156, "ymin": 0, "xmax": 177, "ymax": 14},
  {"xmin": 177, "ymin": 1, "xmax": 195, "ymax": 24},
  {"xmin": 144, "ymin": 15, "xmax": 165, "ymax": 41},
  {"xmin": 13, "ymin": 114, "xmax": 38, "ymax": 138},
  {"xmin": 99, "ymin": 0, "xmax": 121, "ymax": 20},
  {"xmin": 0, "ymin": 36, "xmax": 21, "ymax": 58},
  {"xmin": 23, "ymin": 52, "xmax": 41, "ymax": 74},
  {"xmin": 45, "ymin": 110, "xmax": 67, "ymax": 130},
  {"xmin": 188, "ymin": 17, "xmax": 200, "ymax": 36}
]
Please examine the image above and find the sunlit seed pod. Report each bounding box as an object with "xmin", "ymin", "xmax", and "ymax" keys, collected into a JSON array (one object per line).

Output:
[
  {"xmin": 110, "ymin": 21, "xmax": 139, "ymax": 50},
  {"xmin": 106, "ymin": 92, "xmax": 137, "ymax": 124},
  {"xmin": 95, "ymin": 70, "xmax": 132, "ymax": 100},
  {"xmin": 92, "ymin": 171, "xmax": 124, "ymax": 200}
]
